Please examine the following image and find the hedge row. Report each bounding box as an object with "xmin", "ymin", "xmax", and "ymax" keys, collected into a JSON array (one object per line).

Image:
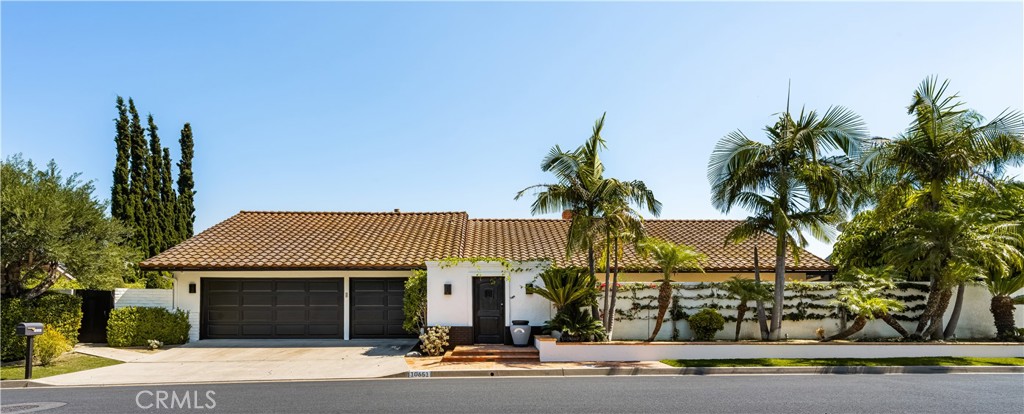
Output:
[
  {"xmin": 1, "ymin": 293, "xmax": 83, "ymax": 362},
  {"xmin": 106, "ymin": 307, "xmax": 190, "ymax": 347}
]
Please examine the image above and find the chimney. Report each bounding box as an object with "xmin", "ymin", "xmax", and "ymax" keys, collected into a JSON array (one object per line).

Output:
[
  {"xmin": 393, "ymin": 208, "xmax": 400, "ymax": 213},
  {"xmin": 561, "ymin": 210, "xmax": 573, "ymax": 220}
]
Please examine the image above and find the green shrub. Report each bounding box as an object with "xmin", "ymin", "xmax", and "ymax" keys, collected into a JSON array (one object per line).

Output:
[
  {"xmin": 34, "ymin": 325, "xmax": 72, "ymax": 366},
  {"xmin": 403, "ymin": 270, "xmax": 427, "ymax": 334},
  {"xmin": 107, "ymin": 307, "xmax": 190, "ymax": 347},
  {"xmin": 30, "ymin": 293, "xmax": 83, "ymax": 344},
  {"xmin": 688, "ymin": 308, "xmax": 726, "ymax": 341},
  {"xmin": 1, "ymin": 298, "xmax": 28, "ymax": 362},
  {"xmin": 550, "ymin": 306, "xmax": 606, "ymax": 342},
  {"xmin": 1, "ymin": 293, "xmax": 83, "ymax": 362}
]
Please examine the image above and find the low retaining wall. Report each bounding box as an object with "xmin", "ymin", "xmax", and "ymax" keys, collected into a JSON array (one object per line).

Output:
[{"xmin": 534, "ymin": 336, "xmax": 1024, "ymax": 362}]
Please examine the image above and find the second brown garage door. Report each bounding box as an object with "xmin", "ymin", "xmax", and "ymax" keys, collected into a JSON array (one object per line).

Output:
[
  {"xmin": 350, "ymin": 278, "xmax": 413, "ymax": 338},
  {"xmin": 201, "ymin": 278, "xmax": 343, "ymax": 339}
]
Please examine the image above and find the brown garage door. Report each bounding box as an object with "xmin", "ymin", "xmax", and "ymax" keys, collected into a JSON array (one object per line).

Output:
[
  {"xmin": 350, "ymin": 278, "xmax": 414, "ymax": 338},
  {"xmin": 201, "ymin": 278, "xmax": 343, "ymax": 339}
]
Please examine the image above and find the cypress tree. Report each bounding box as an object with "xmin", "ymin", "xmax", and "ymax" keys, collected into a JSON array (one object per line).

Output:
[
  {"xmin": 160, "ymin": 147, "xmax": 178, "ymax": 245},
  {"xmin": 127, "ymin": 99, "xmax": 150, "ymax": 253},
  {"xmin": 111, "ymin": 96, "xmax": 131, "ymax": 221},
  {"xmin": 177, "ymin": 123, "xmax": 195, "ymax": 238},
  {"xmin": 146, "ymin": 114, "xmax": 165, "ymax": 256}
]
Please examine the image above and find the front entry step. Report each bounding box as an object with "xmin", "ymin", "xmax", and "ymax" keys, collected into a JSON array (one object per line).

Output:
[{"xmin": 441, "ymin": 344, "xmax": 540, "ymax": 363}]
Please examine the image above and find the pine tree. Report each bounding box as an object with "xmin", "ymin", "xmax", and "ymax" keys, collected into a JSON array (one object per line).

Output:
[
  {"xmin": 146, "ymin": 114, "xmax": 165, "ymax": 256},
  {"xmin": 127, "ymin": 99, "xmax": 149, "ymax": 253},
  {"xmin": 177, "ymin": 123, "xmax": 196, "ymax": 238},
  {"xmin": 111, "ymin": 97, "xmax": 131, "ymax": 221}
]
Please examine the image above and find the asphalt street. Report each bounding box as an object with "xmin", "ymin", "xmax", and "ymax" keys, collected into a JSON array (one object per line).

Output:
[{"xmin": 1, "ymin": 373, "xmax": 1022, "ymax": 414}]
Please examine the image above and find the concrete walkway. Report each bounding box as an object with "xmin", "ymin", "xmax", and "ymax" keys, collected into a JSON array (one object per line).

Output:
[
  {"xmin": 73, "ymin": 344, "xmax": 153, "ymax": 363},
  {"xmin": 37, "ymin": 339, "xmax": 416, "ymax": 386}
]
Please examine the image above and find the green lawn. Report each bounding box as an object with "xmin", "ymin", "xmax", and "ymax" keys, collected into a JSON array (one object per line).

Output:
[
  {"xmin": 661, "ymin": 357, "xmax": 1024, "ymax": 368},
  {"xmin": 1, "ymin": 353, "xmax": 121, "ymax": 380}
]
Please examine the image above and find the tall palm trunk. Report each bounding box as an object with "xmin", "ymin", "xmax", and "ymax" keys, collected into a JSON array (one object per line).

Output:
[
  {"xmin": 769, "ymin": 238, "xmax": 786, "ymax": 340},
  {"xmin": 588, "ymin": 245, "xmax": 599, "ymax": 320},
  {"xmin": 734, "ymin": 302, "xmax": 748, "ymax": 341},
  {"xmin": 821, "ymin": 315, "xmax": 867, "ymax": 342},
  {"xmin": 647, "ymin": 279, "xmax": 672, "ymax": 341},
  {"xmin": 877, "ymin": 312, "xmax": 909, "ymax": 338},
  {"xmin": 913, "ymin": 278, "xmax": 942, "ymax": 338},
  {"xmin": 990, "ymin": 295, "xmax": 1017, "ymax": 340},
  {"xmin": 602, "ymin": 230, "xmax": 611, "ymax": 330},
  {"xmin": 607, "ymin": 239, "xmax": 620, "ymax": 339},
  {"xmin": 752, "ymin": 245, "xmax": 769, "ymax": 340},
  {"xmin": 924, "ymin": 287, "xmax": 952, "ymax": 340},
  {"xmin": 943, "ymin": 283, "xmax": 966, "ymax": 340}
]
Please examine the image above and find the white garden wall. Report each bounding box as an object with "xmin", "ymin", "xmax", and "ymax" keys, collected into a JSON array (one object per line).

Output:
[
  {"xmin": 425, "ymin": 260, "xmax": 1019, "ymax": 341},
  {"xmin": 113, "ymin": 288, "xmax": 173, "ymax": 309}
]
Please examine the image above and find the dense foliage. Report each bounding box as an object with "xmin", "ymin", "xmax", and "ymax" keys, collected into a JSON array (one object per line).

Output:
[
  {"xmin": 1, "ymin": 156, "xmax": 137, "ymax": 298},
  {"xmin": 1, "ymin": 293, "xmax": 83, "ymax": 361},
  {"xmin": 106, "ymin": 307, "xmax": 190, "ymax": 347},
  {"xmin": 402, "ymin": 270, "xmax": 427, "ymax": 334}
]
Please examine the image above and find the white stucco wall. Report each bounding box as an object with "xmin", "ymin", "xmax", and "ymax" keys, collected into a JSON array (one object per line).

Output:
[
  {"xmin": 172, "ymin": 269, "xmax": 410, "ymax": 342},
  {"xmin": 113, "ymin": 288, "xmax": 173, "ymax": 309},
  {"xmin": 425, "ymin": 261, "xmax": 553, "ymax": 328}
]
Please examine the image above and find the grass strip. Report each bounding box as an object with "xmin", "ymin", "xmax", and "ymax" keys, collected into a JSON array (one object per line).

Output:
[
  {"xmin": 1, "ymin": 353, "xmax": 122, "ymax": 380},
  {"xmin": 660, "ymin": 357, "xmax": 1024, "ymax": 368}
]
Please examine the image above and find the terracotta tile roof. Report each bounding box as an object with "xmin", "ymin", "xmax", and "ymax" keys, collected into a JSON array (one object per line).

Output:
[
  {"xmin": 139, "ymin": 211, "xmax": 468, "ymax": 270},
  {"xmin": 465, "ymin": 219, "xmax": 833, "ymax": 272},
  {"xmin": 141, "ymin": 211, "xmax": 834, "ymax": 272}
]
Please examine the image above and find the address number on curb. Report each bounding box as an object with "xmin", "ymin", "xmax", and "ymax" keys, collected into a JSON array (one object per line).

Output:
[{"xmin": 409, "ymin": 371, "xmax": 431, "ymax": 378}]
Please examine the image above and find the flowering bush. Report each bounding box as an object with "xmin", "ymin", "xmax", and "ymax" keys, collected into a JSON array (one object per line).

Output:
[
  {"xmin": 147, "ymin": 339, "xmax": 163, "ymax": 350},
  {"xmin": 34, "ymin": 325, "xmax": 72, "ymax": 366},
  {"xmin": 419, "ymin": 326, "xmax": 450, "ymax": 356}
]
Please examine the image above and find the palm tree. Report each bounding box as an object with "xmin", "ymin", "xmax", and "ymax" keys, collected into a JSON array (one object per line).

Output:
[
  {"xmin": 708, "ymin": 100, "xmax": 867, "ymax": 340},
  {"xmin": 884, "ymin": 185, "xmax": 1024, "ymax": 339},
  {"xmin": 721, "ymin": 276, "xmax": 772, "ymax": 341},
  {"xmin": 822, "ymin": 267, "xmax": 907, "ymax": 341},
  {"xmin": 866, "ymin": 77, "xmax": 1024, "ymax": 339},
  {"xmin": 637, "ymin": 238, "xmax": 705, "ymax": 341},
  {"xmin": 516, "ymin": 113, "xmax": 661, "ymax": 319},
  {"xmin": 985, "ymin": 265, "xmax": 1024, "ymax": 340},
  {"xmin": 529, "ymin": 267, "xmax": 600, "ymax": 314}
]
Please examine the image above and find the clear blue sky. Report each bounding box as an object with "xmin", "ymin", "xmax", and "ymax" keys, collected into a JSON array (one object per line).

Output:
[{"xmin": 3, "ymin": 2, "xmax": 1022, "ymax": 258}]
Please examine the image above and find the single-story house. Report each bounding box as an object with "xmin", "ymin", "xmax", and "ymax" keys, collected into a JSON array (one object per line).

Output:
[{"xmin": 140, "ymin": 210, "xmax": 834, "ymax": 343}]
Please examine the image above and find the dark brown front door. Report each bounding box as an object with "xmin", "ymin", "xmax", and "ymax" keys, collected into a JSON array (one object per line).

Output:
[{"xmin": 473, "ymin": 277, "xmax": 505, "ymax": 344}]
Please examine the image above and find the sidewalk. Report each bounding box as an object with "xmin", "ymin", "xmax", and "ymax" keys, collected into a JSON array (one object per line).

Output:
[
  {"xmin": 398, "ymin": 356, "xmax": 1024, "ymax": 378},
  {"xmin": 72, "ymin": 343, "xmax": 155, "ymax": 362}
]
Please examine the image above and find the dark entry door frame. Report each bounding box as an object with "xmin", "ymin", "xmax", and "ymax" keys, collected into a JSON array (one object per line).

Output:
[{"xmin": 472, "ymin": 277, "xmax": 506, "ymax": 344}]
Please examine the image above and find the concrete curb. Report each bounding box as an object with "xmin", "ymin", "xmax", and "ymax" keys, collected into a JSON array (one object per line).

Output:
[
  {"xmin": 390, "ymin": 365, "xmax": 1024, "ymax": 378},
  {"xmin": 0, "ymin": 379, "xmax": 48, "ymax": 388}
]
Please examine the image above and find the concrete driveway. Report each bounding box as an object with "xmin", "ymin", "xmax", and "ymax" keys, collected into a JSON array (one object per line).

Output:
[{"xmin": 36, "ymin": 339, "xmax": 416, "ymax": 386}]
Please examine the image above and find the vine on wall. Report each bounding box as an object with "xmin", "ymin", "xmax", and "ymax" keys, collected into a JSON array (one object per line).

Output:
[{"xmin": 612, "ymin": 281, "xmax": 930, "ymax": 323}]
